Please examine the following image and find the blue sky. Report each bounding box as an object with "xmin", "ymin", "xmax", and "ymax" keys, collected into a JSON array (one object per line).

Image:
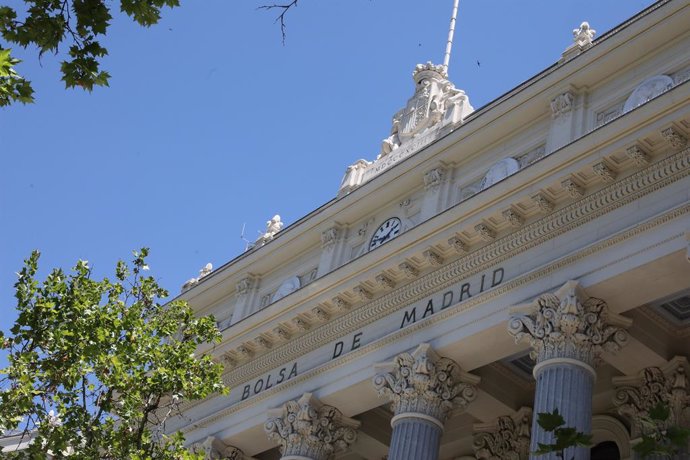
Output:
[{"xmin": 0, "ymin": 0, "xmax": 656, "ymax": 335}]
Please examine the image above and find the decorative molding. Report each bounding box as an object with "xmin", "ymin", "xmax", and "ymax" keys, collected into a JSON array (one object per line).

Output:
[
  {"xmin": 272, "ymin": 326, "xmax": 291, "ymax": 341},
  {"xmin": 473, "ymin": 407, "xmax": 532, "ymax": 460},
  {"xmin": 331, "ymin": 296, "xmax": 350, "ymax": 312},
  {"xmin": 353, "ymin": 285, "xmax": 373, "ymax": 302},
  {"xmin": 235, "ymin": 345, "xmax": 254, "ymax": 361},
  {"xmin": 254, "ymin": 336, "xmax": 272, "ymax": 351},
  {"xmin": 550, "ymin": 91, "xmax": 575, "ymax": 119},
  {"xmin": 236, "ymin": 276, "xmax": 256, "ymax": 296},
  {"xmin": 424, "ymin": 167, "xmax": 446, "ymax": 191},
  {"xmin": 626, "ymin": 144, "xmax": 650, "ymax": 166},
  {"xmin": 592, "ymin": 161, "xmax": 617, "ymax": 182},
  {"xmin": 613, "ymin": 356, "xmax": 690, "ymax": 438},
  {"xmin": 373, "ymin": 343, "xmax": 479, "ymax": 424},
  {"xmin": 321, "ymin": 226, "xmax": 340, "ymax": 250},
  {"xmin": 508, "ymin": 280, "xmax": 631, "ymax": 367},
  {"xmin": 292, "ymin": 317, "xmax": 311, "ymax": 332},
  {"xmin": 531, "ymin": 193, "xmax": 554, "ymax": 214},
  {"xmin": 311, "ymin": 306, "xmax": 330, "ymax": 322},
  {"xmin": 184, "ymin": 205, "xmax": 689, "ymax": 433},
  {"xmin": 375, "ymin": 273, "xmax": 396, "ymax": 290},
  {"xmin": 661, "ymin": 127, "xmax": 687, "ymax": 149},
  {"xmin": 502, "ymin": 209, "xmax": 524, "ymax": 228},
  {"xmin": 423, "ymin": 248, "xmax": 444, "ymax": 267},
  {"xmin": 265, "ymin": 393, "xmax": 360, "ymax": 460},
  {"xmin": 474, "ymin": 223, "xmax": 496, "ymax": 242},
  {"xmin": 561, "ymin": 177, "xmax": 584, "ymax": 198},
  {"xmin": 448, "ymin": 235, "xmax": 468, "ymax": 254},
  {"xmin": 399, "ymin": 261, "xmax": 419, "ymax": 279}
]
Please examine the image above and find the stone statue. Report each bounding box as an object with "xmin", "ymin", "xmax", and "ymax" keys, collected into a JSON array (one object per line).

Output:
[
  {"xmin": 254, "ymin": 214, "xmax": 284, "ymax": 247},
  {"xmin": 181, "ymin": 262, "xmax": 213, "ymax": 292},
  {"xmin": 573, "ymin": 21, "xmax": 596, "ymax": 47}
]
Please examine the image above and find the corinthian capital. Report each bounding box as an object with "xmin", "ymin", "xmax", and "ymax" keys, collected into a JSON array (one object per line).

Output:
[
  {"xmin": 508, "ymin": 280, "xmax": 631, "ymax": 367},
  {"xmin": 373, "ymin": 343, "xmax": 480, "ymax": 425},
  {"xmin": 613, "ymin": 356, "xmax": 690, "ymax": 438},
  {"xmin": 473, "ymin": 407, "xmax": 532, "ymax": 460},
  {"xmin": 264, "ymin": 393, "xmax": 360, "ymax": 460},
  {"xmin": 191, "ymin": 436, "xmax": 244, "ymax": 460}
]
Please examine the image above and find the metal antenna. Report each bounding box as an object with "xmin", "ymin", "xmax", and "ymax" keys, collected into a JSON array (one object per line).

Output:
[
  {"xmin": 442, "ymin": 0, "xmax": 460, "ymax": 74},
  {"xmin": 239, "ymin": 223, "xmax": 253, "ymax": 251}
]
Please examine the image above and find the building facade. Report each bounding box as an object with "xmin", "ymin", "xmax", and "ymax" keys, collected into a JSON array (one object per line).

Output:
[{"xmin": 173, "ymin": 1, "xmax": 690, "ymax": 459}]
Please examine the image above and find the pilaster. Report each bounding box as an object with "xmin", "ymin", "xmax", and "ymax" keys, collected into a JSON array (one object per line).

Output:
[
  {"xmin": 420, "ymin": 164, "xmax": 452, "ymax": 221},
  {"xmin": 508, "ymin": 280, "xmax": 631, "ymax": 460},
  {"xmin": 264, "ymin": 392, "xmax": 360, "ymax": 460},
  {"xmin": 230, "ymin": 274, "xmax": 261, "ymax": 324},
  {"xmin": 546, "ymin": 88, "xmax": 587, "ymax": 154},
  {"xmin": 317, "ymin": 224, "xmax": 346, "ymax": 277}
]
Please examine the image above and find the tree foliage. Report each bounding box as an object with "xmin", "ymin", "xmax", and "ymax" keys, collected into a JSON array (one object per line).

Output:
[
  {"xmin": 0, "ymin": 0, "xmax": 181, "ymax": 106},
  {"xmin": 0, "ymin": 248, "xmax": 227, "ymax": 459},
  {"xmin": 0, "ymin": 0, "xmax": 302, "ymax": 106},
  {"xmin": 534, "ymin": 409, "xmax": 592, "ymax": 460}
]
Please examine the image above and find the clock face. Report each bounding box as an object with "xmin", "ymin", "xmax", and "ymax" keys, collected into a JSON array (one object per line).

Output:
[{"xmin": 369, "ymin": 217, "xmax": 402, "ymax": 250}]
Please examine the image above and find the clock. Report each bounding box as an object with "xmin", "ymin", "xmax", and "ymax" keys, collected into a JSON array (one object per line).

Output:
[{"xmin": 369, "ymin": 217, "xmax": 402, "ymax": 250}]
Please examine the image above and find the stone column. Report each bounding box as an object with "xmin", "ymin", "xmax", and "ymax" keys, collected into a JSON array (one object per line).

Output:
[
  {"xmin": 264, "ymin": 392, "xmax": 360, "ymax": 460},
  {"xmin": 373, "ymin": 343, "xmax": 480, "ymax": 460},
  {"xmin": 473, "ymin": 407, "xmax": 532, "ymax": 460},
  {"xmin": 508, "ymin": 280, "xmax": 631, "ymax": 460},
  {"xmin": 613, "ymin": 356, "xmax": 690, "ymax": 460}
]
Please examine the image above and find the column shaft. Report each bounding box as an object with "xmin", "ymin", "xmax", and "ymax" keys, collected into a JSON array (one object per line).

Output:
[
  {"xmin": 388, "ymin": 417, "xmax": 442, "ymax": 460},
  {"xmin": 530, "ymin": 363, "xmax": 594, "ymax": 460}
]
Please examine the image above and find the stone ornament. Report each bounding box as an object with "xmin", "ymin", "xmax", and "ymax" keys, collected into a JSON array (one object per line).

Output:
[
  {"xmin": 423, "ymin": 248, "xmax": 444, "ymax": 267},
  {"xmin": 448, "ymin": 235, "xmax": 468, "ymax": 254},
  {"xmin": 398, "ymin": 261, "xmax": 419, "ymax": 278},
  {"xmin": 338, "ymin": 159, "xmax": 371, "ymax": 196},
  {"xmin": 550, "ymin": 91, "xmax": 575, "ymax": 119},
  {"xmin": 375, "ymin": 273, "xmax": 396, "ymax": 290},
  {"xmin": 572, "ymin": 22, "xmax": 596, "ymax": 48},
  {"xmin": 353, "ymin": 285, "xmax": 373, "ymax": 302},
  {"xmin": 424, "ymin": 167, "xmax": 446, "ymax": 191},
  {"xmin": 561, "ymin": 178, "xmax": 584, "ymax": 199},
  {"xmin": 625, "ymin": 144, "xmax": 650, "ymax": 166},
  {"xmin": 473, "ymin": 407, "xmax": 532, "ymax": 460},
  {"xmin": 474, "ymin": 223, "xmax": 495, "ymax": 242},
  {"xmin": 255, "ymin": 214, "xmax": 284, "ymax": 247},
  {"xmin": 236, "ymin": 276, "xmax": 256, "ymax": 297},
  {"xmin": 661, "ymin": 127, "xmax": 688, "ymax": 149},
  {"xmin": 320, "ymin": 226, "xmax": 339, "ymax": 250},
  {"xmin": 191, "ymin": 436, "xmax": 244, "ymax": 459},
  {"xmin": 181, "ymin": 263, "xmax": 213, "ymax": 292},
  {"xmin": 623, "ymin": 75, "xmax": 674, "ymax": 113},
  {"xmin": 502, "ymin": 209, "xmax": 524, "ymax": 228},
  {"xmin": 508, "ymin": 280, "xmax": 631, "ymax": 367},
  {"xmin": 613, "ymin": 356, "xmax": 690, "ymax": 438},
  {"xmin": 379, "ymin": 62, "xmax": 473, "ymax": 159},
  {"xmin": 264, "ymin": 392, "xmax": 360, "ymax": 460},
  {"xmin": 531, "ymin": 193, "xmax": 554, "ymax": 214},
  {"xmin": 592, "ymin": 162, "xmax": 617, "ymax": 182},
  {"xmin": 312, "ymin": 306, "xmax": 330, "ymax": 322},
  {"xmin": 373, "ymin": 343, "xmax": 480, "ymax": 424}
]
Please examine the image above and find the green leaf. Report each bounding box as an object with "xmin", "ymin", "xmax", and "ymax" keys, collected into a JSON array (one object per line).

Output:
[
  {"xmin": 537, "ymin": 409, "xmax": 565, "ymax": 432},
  {"xmin": 649, "ymin": 401, "xmax": 671, "ymax": 422}
]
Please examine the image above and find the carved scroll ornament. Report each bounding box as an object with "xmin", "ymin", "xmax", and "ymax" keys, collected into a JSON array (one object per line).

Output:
[
  {"xmin": 508, "ymin": 281, "xmax": 631, "ymax": 366},
  {"xmin": 473, "ymin": 408, "xmax": 532, "ymax": 460},
  {"xmin": 373, "ymin": 343, "xmax": 479, "ymax": 424},
  {"xmin": 264, "ymin": 393, "xmax": 359, "ymax": 460}
]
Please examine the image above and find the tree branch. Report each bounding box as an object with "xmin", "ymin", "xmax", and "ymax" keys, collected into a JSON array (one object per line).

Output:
[{"xmin": 257, "ymin": 0, "xmax": 299, "ymax": 45}]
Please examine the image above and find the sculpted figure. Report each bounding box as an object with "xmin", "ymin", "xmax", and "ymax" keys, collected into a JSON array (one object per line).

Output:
[{"xmin": 573, "ymin": 21, "xmax": 596, "ymax": 47}]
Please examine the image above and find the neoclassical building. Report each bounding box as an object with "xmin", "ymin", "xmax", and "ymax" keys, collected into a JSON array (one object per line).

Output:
[{"xmin": 172, "ymin": 1, "xmax": 690, "ymax": 459}]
